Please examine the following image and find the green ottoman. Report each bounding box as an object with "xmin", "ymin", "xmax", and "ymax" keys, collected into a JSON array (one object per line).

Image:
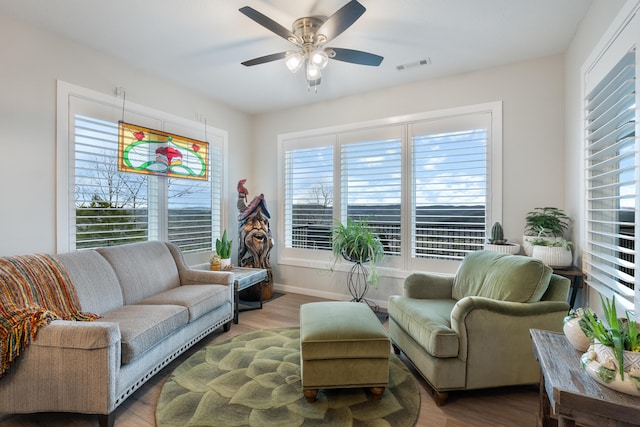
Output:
[{"xmin": 300, "ymin": 301, "xmax": 390, "ymax": 402}]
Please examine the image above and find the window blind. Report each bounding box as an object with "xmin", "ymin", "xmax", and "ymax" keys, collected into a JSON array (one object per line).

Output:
[
  {"xmin": 341, "ymin": 137, "xmax": 402, "ymax": 256},
  {"xmin": 74, "ymin": 114, "xmax": 218, "ymax": 253},
  {"xmin": 411, "ymin": 122, "xmax": 488, "ymax": 261},
  {"xmin": 584, "ymin": 48, "xmax": 637, "ymax": 302},
  {"xmin": 284, "ymin": 144, "xmax": 334, "ymax": 250},
  {"xmin": 75, "ymin": 115, "xmax": 149, "ymax": 248}
]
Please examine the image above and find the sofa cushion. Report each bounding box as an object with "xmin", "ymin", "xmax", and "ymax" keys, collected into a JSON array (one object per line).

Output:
[
  {"xmin": 138, "ymin": 285, "xmax": 230, "ymax": 322},
  {"xmin": 452, "ymin": 251, "xmax": 552, "ymax": 303},
  {"xmin": 56, "ymin": 250, "xmax": 124, "ymax": 314},
  {"xmin": 100, "ymin": 304, "xmax": 188, "ymax": 364},
  {"xmin": 387, "ymin": 296, "xmax": 459, "ymax": 358},
  {"xmin": 97, "ymin": 241, "xmax": 181, "ymax": 305}
]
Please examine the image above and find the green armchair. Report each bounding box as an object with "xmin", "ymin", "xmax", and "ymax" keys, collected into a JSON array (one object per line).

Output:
[{"xmin": 388, "ymin": 250, "xmax": 570, "ymax": 405}]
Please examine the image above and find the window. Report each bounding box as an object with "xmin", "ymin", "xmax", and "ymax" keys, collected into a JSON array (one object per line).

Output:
[
  {"xmin": 584, "ymin": 49, "xmax": 638, "ymax": 310},
  {"xmin": 278, "ymin": 103, "xmax": 501, "ymax": 273},
  {"xmin": 57, "ymin": 82, "xmax": 226, "ymax": 255}
]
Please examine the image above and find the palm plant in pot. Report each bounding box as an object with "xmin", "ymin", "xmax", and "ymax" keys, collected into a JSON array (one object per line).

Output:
[
  {"xmin": 523, "ymin": 207, "xmax": 570, "ymax": 256},
  {"xmin": 483, "ymin": 222, "xmax": 520, "ymax": 254},
  {"xmin": 331, "ymin": 217, "xmax": 384, "ymax": 306},
  {"xmin": 580, "ymin": 295, "xmax": 640, "ymax": 395}
]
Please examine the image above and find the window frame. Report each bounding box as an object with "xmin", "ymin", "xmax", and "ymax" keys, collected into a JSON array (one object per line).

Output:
[
  {"xmin": 56, "ymin": 81, "xmax": 228, "ymax": 263},
  {"xmin": 277, "ymin": 102, "xmax": 503, "ymax": 276}
]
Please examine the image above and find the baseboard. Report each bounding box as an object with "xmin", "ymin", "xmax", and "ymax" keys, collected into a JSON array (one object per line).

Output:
[{"xmin": 272, "ymin": 283, "xmax": 388, "ymax": 310}]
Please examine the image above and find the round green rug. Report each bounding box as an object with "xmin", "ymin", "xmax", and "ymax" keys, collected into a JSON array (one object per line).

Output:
[{"xmin": 156, "ymin": 327, "xmax": 420, "ymax": 426}]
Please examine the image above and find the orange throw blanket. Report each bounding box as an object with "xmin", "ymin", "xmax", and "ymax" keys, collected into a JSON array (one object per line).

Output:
[{"xmin": 0, "ymin": 254, "xmax": 99, "ymax": 377}]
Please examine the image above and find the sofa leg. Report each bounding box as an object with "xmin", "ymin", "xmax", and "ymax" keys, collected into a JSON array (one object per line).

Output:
[
  {"xmin": 391, "ymin": 343, "xmax": 401, "ymax": 355},
  {"xmin": 433, "ymin": 390, "xmax": 449, "ymax": 406},
  {"xmin": 223, "ymin": 321, "xmax": 231, "ymax": 332},
  {"xmin": 98, "ymin": 413, "xmax": 114, "ymax": 427}
]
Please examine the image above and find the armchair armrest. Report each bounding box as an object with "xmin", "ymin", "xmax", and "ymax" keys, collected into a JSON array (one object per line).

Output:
[
  {"xmin": 450, "ymin": 296, "xmax": 569, "ymax": 362},
  {"xmin": 404, "ymin": 271, "xmax": 454, "ymax": 299}
]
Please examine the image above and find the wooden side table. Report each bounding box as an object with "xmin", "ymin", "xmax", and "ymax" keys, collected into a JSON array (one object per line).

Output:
[
  {"xmin": 530, "ymin": 329, "xmax": 640, "ymax": 427},
  {"xmin": 552, "ymin": 266, "xmax": 583, "ymax": 309}
]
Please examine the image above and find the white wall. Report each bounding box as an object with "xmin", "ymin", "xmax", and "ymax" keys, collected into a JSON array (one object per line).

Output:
[
  {"xmin": 0, "ymin": 13, "xmax": 252, "ymax": 257},
  {"xmin": 254, "ymin": 54, "xmax": 568, "ymax": 305}
]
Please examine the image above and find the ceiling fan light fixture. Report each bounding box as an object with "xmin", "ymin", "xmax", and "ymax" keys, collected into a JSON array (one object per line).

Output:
[
  {"xmin": 309, "ymin": 49, "xmax": 329, "ymax": 69},
  {"xmin": 285, "ymin": 51, "xmax": 304, "ymax": 73},
  {"xmin": 306, "ymin": 62, "xmax": 321, "ymax": 82}
]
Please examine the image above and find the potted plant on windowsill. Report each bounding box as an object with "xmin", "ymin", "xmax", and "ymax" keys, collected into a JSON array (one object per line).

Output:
[
  {"xmin": 483, "ymin": 222, "xmax": 520, "ymax": 254},
  {"xmin": 528, "ymin": 237, "xmax": 573, "ymax": 267},
  {"xmin": 523, "ymin": 207, "xmax": 570, "ymax": 256},
  {"xmin": 332, "ymin": 218, "xmax": 384, "ymax": 307}
]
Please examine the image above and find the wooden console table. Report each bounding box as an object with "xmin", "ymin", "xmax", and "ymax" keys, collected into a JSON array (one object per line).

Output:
[{"xmin": 530, "ymin": 329, "xmax": 640, "ymax": 427}]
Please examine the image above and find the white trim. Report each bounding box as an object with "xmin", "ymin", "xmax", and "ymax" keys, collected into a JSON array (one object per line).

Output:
[
  {"xmin": 580, "ymin": 0, "xmax": 640, "ymax": 314},
  {"xmin": 55, "ymin": 80, "xmax": 229, "ymax": 255},
  {"xmin": 276, "ymin": 101, "xmax": 503, "ymax": 276}
]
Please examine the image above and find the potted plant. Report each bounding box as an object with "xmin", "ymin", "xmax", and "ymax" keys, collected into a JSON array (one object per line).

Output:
[
  {"xmin": 523, "ymin": 207, "xmax": 570, "ymax": 255},
  {"xmin": 483, "ymin": 222, "xmax": 520, "ymax": 254},
  {"xmin": 563, "ymin": 307, "xmax": 590, "ymax": 351},
  {"xmin": 580, "ymin": 295, "xmax": 640, "ymax": 395},
  {"xmin": 214, "ymin": 229, "xmax": 233, "ymax": 270},
  {"xmin": 528, "ymin": 237, "xmax": 573, "ymax": 267},
  {"xmin": 332, "ymin": 217, "xmax": 384, "ymax": 299}
]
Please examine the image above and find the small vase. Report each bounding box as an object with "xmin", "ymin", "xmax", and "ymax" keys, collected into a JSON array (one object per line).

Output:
[
  {"xmin": 563, "ymin": 317, "xmax": 590, "ymax": 351},
  {"xmin": 220, "ymin": 258, "xmax": 231, "ymax": 270}
]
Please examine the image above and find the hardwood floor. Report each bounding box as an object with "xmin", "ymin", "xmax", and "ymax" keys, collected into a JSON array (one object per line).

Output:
[{"xmin": 0, "ymin": 292, "xmax": 540, "ymax": 427}]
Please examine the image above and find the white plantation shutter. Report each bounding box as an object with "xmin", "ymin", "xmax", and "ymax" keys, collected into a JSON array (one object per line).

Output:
[
  {"xmin": 584, "ymin": 48, "xmax": 638, "ymax": 307},
  {"xmin": 410, "ymin": 115, "xmax": 490, "ymax": 261},
  {"xmin": 59, "ymin": 83, "xmax": 226, "ymax": 255},
  {"xmin": 279, "ymin": 102, "xmax": 500, "ymax": 270},
  {"xmin": 340, "ymin": 126, "xmax": 403, "ymax": 258},
  {"xmin": 74, "ymin": 115, "xmax": 150, "ymax": 248},
  {"xmin": 283, "ymin": 136, "xmax": 334, "ymax": 250}
]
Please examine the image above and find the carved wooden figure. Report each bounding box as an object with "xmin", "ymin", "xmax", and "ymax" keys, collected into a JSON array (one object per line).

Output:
[{"xmin": 237, "ymin": 179, "xmax": 274, "ymax": 300}]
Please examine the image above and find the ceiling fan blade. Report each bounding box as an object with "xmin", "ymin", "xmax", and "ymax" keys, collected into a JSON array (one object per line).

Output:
[
  {"xmin": 328, "ymin": 48, "xmax": 383, "ymax": 66},
  {"xmin": 241, "ymin": 52, "xmax": 288, "ymax": 67},
  {"xmin": 239, "ymin": 6, "xmax": 300, "ymax": 44},
  {"xmin": 318, "ymin": 0, "xmax": 366, "ymax": 42}
]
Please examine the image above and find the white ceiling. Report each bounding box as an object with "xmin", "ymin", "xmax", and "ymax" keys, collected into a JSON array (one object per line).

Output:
[{"xmin": 0, "ymin": 0, "xmax": 592, "ymax": 114}]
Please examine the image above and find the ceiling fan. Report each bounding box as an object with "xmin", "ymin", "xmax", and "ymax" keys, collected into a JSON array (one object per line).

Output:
[{"xmin": 239, "ymin": 0, "xmax": 383, "ymax": 88}]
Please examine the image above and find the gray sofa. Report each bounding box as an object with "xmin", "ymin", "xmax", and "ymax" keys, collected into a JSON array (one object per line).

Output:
[{"xmin": 0, "ymin": 241, "xmax": 233, "ymax": 427}]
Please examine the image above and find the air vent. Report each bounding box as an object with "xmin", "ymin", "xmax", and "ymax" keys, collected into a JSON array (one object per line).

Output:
[{"xmin": 396, "ymin": 57, "xmax": 431, "ymax": 71}]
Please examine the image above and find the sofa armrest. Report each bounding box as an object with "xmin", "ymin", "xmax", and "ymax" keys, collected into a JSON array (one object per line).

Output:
[
  {"xmin": 179, "ymin": 268, "xmax": 234, "ymax": 286},
  {"xmin": 0, "ymin": 320, "xmax": 122, "ymax": 416},
  {"xmin": 164, "ymin": 241, "xmax": 233, "ymax": 286},
  {"xmin": 32, "ymin": 320, "xmax": 120, "ymax": 349},
  {"xmin": 403, "ymin": 271, "xmax": 454, "ymax": 299}
]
